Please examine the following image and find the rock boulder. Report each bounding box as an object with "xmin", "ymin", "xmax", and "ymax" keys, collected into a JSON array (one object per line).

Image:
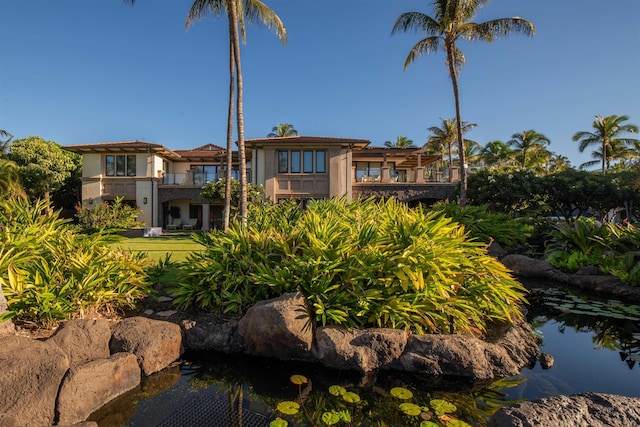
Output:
[{"xmin": 49, "ymin": 319, "xmax": 111, "ymax": 368}]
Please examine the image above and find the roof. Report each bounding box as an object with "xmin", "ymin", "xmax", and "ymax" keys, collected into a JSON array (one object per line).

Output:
[
  {"xmin": 245, "ymin": 135, "xmax": 371, "ymax": 149},
  {"xmin": 352, "ymin": 146, "xmax": 441, "ymax": 168},
  {"xmin": 64, "ymin": 140, "xmax": 181, "ymax": 159},
  {"xmin": 173, "ymin": 143, "xmax": 227, "ymax": 162}
]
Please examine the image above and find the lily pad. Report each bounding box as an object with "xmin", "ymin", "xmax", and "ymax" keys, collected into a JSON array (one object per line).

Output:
[
  {"xmin": 430, "ymin": 399, "xmax": 457, "ymax": 416},
  {"xmin": 390, "ymin": 386, "xmax": 414, "ymax": 400},
  {"xmin": 277, "ymin": 401, "xmax": 300, "ymax": 415},
  {"xmin": 342, "ymin": 391, "xmax": 361, "ymax": 403},
  {"xmin": 445, "ymin": 418, "xmax": 473, "ymax": 427},
  {"xmin": 290, "ymin": 374, "xmax": 308, "ymax": 385},
  {"xmin": 321, "ymin": 411, "xmax": 341, "ymax": 425},
  {"xmin": 270, "ymin": 419, "xmax": 288, "ymax": 427},
  {"xmin": 328, "ymin": 385, "xmax": 346, "ymax": 396},
  {"xmin": 399, "ymin": 402, "xmax": 422, "ymax": 416},
  {"xmin": 420, "ymin": 422, "xmax": 439, "ymax": 427}
]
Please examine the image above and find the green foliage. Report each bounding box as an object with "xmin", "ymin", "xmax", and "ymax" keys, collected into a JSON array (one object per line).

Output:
[
  {"xmin": 0, "ymin": 198, "xmax": 154, "ymax": 327},
  {"xmin": 468, "ymin": 170, "xmax": 546, "ymax": 218},
  {"xmin": 200, "ymin": 178, "xmax": 265, "ymax": 216},
  {"xmin": 597, "ymin": 224, "xmax": 640, "ymax": 286},
  {"xmin": 431, "ymin": 201, "xmax": 529, "ymax": 249},
  {"xmin": 75, "ymin": 197, "xmax": 145, "ymax": 233},
  {"xmin": 173, "ymin": 198, "xmax": 527, "ymax": 334},
  {"xmin": 7, "ymin": 136, "xmax": 79, "ymax": 199}
]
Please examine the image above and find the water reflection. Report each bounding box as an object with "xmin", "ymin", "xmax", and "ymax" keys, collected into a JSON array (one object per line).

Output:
[{"xmin": 89, "ymin": 286, "xmax": 640, "ymax": 426}]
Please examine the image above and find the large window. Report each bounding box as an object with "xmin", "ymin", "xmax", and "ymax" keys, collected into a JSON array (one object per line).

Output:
[
  {"xmin": 191, "ymin": 165, "xmax": 220, "ymax": 185},
  {"xmin": 105, "ymin": 155, "xmax": 136, "ymax": 177},
  {"xmin": 278, "ymin": 150, "xmax": 326, "ymax": 174}
]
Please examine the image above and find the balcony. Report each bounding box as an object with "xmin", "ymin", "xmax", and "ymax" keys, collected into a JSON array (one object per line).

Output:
[{"xmin": 161, "ymin": 171, "xmax": 246, "ymax": 186}]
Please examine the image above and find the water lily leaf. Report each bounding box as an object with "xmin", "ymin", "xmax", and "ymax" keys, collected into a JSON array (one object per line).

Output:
[
  {"xmin": 399, "ymin": 402, "xmax": 422, "ymax": 416},
  {"xmin": 277, "ymin": 401, "xmax": 300, "ymax": 415},
  {"xmin": 420, "ymin": 421, "xmax": 439, "ymax": 427},
  {"xmin": 290, "ymin": 375, "xmax": 308, "ymax": 385},
  {"xmin": 430, "ymin": 399, "xmax": 457, "ymax": 415},
  {"xmin": 342, "ymin": 391, "xmax": 361, "ymax": 403},
  {"xmin": 445, "ymin": 418, "xmax": 473, "ymax": 427},
  {"xmin": 390, "ymin": 386, "xmax": 414, "ymax": 400},
  {"xmin": 328, "ymin": 385, "xmax": 346, "ymax": 396},
  {"xmin": 338, "ymin": 410, "xmax": 351, "ymax": 422},
  {"xmin": 270, "ymin": 419, "xmax": 288, "ymax": 427},
  {"xmin": 321, "ymin": 411, "xmax": 341, "ymax": 425}
]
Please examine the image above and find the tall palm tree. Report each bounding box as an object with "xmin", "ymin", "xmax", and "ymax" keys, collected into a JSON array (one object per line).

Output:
[
  {"xmin": 507, "ymin": 130, "xmax": 550, "ymax": 171},
  {"xmin": 0, "ymin": 130, "xmax": 13, "ymax": 156},
  {"xmin": 392, "ymin": 0, "xmax": 535, "ymax": 205},
  {"xmin": 573, "ymin": 114, "xmax": 639, "ymax": 175},
  {"xmin": 384, "ymin": 135, "xmax": 415, "ymax": 148},
  {"xmin": 480, "ymin": 140, "xmax": 512, "ymax": 168},
  {"xmin": 268, "ymin": 123, "xmax": 298, "ymax": 137},
  {"xmin": 185, "ymin": 0, "xmax": 286, "ymax": 227},
  {"xmin": 426, "ymin": 118, "xmax": 476, "ymax": 180},
  {"xmin": 546, "ymin": 153, "xmax": 571, "ymax": 174}
]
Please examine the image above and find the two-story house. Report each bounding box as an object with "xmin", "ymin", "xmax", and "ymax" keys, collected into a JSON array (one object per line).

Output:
[{"xmin": 64, "ymin": 136, "xmax": 457, "ymax": 231}]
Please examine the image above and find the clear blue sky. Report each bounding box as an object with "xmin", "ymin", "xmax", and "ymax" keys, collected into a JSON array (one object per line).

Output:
[{"xmin": 1, "ymin": 0, "xmax": 639, "ymax": 169}]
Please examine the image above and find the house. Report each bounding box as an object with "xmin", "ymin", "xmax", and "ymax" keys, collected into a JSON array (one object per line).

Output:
[{"xmin": 64, "ymin": 137, "xmax": 457, "ymax": 230}]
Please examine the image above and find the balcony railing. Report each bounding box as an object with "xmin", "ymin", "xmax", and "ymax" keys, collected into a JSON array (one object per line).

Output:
[{"xmin": 161, "ymin": 171, "xmax": 247, "ymax": 186}]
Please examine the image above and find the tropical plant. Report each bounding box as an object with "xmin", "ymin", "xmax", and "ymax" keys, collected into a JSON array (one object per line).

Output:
[
  {"xmin": 184, "ymin": 0, "xmax": 287, "ymax": 228},
  {"xmin": 0, "ymin": 198, "xmax": 154, "ymax": 327},
  {"xmin": 573, "ymin": 114, "xmax": 639, "ymax": 175},
  {"xmin": 392, "ymin": 0, "xmax": 535, "ymax": 205},
  {"xmin": 6, "ymin": 136, "xmax": 79, "ymax": 200},
  {"xmin": 384, "ymin": 135, "xmax": 415, "ymax": 148},
  {"xmin": 426, "ymin": 118, "xmax": 477, "ymax": 178},
  {"xmin": 75, "ymin": 196, "xmax": 145, "ymax": 233},
  {"xmin": 544, "ymin": 218, "xmax": 611, "ymax": 271},
  {"xmin": 507, "ymin": 130, "xmax": 551, "ymax": 171},
  {"xmin": 546, "ymin": 153, "xmax": 571, "ymax": 174},
  {"xmin": 0, "ymin": 158, "xmax": 26, "ymax": 200},
  {"xmin": 200, "ymin": 178, "xmax": 265, "ymax": 221},
  {"xmin": 173, "ymin": 198, "xmax": 528, "ymax": 334},
  {"xmin": 480, "ymin": 140, "xmax": 512, "ymax": 168},
  {"xmin": 0, "ymin": 129, "xmax": 13, "ymax": 155},
  {"xmin": 431, "ymin": 200, "xmax": 529, "ymax": 249},
  {"xmin": 268, "ymin": 123, "xmax": 298, "ymax": 137}
]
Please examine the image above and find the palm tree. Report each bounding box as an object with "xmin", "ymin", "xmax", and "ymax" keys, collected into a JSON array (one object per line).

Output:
[
  {"xmin": 185, "ymin": 0, "xmax": 286, "ymax": 228},
  {"xmin": 546, "ymin": 153, "xmax": 571, "ymax": 174},
  {"xmin": 384, "ymin": 135, "xmax": 415, "ymax": 148},
  {"xmin": 426, "ymin": 118, "xmax": 476, "ymax": 180},
  {"xmin": 480, "ymin": 140, "xmax": 512, "ymax": 168},
  {"xmin": 392, "ymin": 0, "xmax": 535, "ymax": 206},
  {"xmin": 507, "ymin": 130, "xmax": 550, "ymax": 171},
  {"xmin": 268, "ymin": 123, "xmax": 298, "ymax": 137},
  {"xmin": 573, "ymin": 114, "xmax": 639, "ymax": 175}
]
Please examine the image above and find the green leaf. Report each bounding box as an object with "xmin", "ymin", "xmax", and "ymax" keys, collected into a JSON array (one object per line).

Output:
[
  {"xmin": 276, "ymin": 401, "xmax": 300, "ymax": 415},
  {"xmin": 269, "ymin": 419, "xmax": 288, "ymax": 427},
  {"xmin": 290, "ymin": 374, "xmax": 308, "ymax": 385},
  {"xmin": 342, "ymin": 392, "xmax": 361, "ymax": 403},
  {"xmin": 390, "ymin": 386, "xmax": 414, "ymax": 400},
  {"xmin": 399, "ymin": 402, "xmax": 422, "ymax": 416},
  {"xmin": 328, "ymin": 385, "xmax": 346, "ymax": 396},
  {"xmin": 430, "ymin": 399, "xmax": 457, "ymax": 416},
  {"xmin": 321, "ymin": 411, "xmax": 341, "ymax": 425}
]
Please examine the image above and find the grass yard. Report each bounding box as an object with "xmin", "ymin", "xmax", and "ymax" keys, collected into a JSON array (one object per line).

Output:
[{"xmin": 113, "ymin": 236, "xmax": 204, "ymax": 263}]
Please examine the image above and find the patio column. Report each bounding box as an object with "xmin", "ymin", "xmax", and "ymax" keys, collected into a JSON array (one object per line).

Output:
[
  {"xmin": 381, "ymin": 166, "xmax": 391, "ymax": 183},
  {"xmin": 201, "ymin": 203, "xmax": 210, "ymax": 231},
  {"xmin": 415, "ymin": 167, "xmax": 425, "ymax": 183}
]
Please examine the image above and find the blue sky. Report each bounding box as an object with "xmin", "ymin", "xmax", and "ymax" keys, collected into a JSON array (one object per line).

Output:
[{"xmin": 1, "ymin": 0, "xmax": 639, "ymax": 168}]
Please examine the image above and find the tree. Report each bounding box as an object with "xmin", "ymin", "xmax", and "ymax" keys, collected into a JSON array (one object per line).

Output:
[
  {"xmin": 0, "ymin": 158, "xmax": 25, "ymax": 200},
  {"xmin": 546, "ymin": 153, "xmax": 571, "ymax": 174},
  {"xmin": 426, "ymin": 118, "xmax": 476, "ymax": 180},
  {"xmin": 480, "ymin": 140, "xmax": 512, "ymax": 168},
  {"xmin": 384, "ymin": 135, "xmax": 415, "ymax": 148},
  {"xmin": 507, "ymin": 130, "xmax": 551, "ymax": 171},
  {"xmin": 392, "ymin": 0, "xmax": 534, "ymax": 206},
  {"xmin": 573, "ymin": 114, "xmax": 639, "ymax": 175},
  {"xmin": 7, "ymin": 136, "xmax": 77, "ymax": 200},
  {"xmin": 268, "ymin": 123, "xmax": 298, "ymax": 137},
  {"xmin": 0, "ymin": 129, "xmax": 13, "ymax": 156},
  {"xmin": 185, "ymin": 0, "xmax": 286, "ymax": 228}
]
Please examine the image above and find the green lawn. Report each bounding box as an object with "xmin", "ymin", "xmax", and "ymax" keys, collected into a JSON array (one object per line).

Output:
[{"xmin": 113, "ymin": 236, "xmax": 204, "ymax": 262}]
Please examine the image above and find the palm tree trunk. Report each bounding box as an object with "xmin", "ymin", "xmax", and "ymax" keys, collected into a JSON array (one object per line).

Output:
[
  {"xmin": 224, "ymin": 10, "xmax": 235, "ymax": 231},
  {"xmin": 446, "ymin": 43, "xmax": 467, "ymax": 207},
  {"xmin": 229, "ymin": 0, "xmax": 247, "ymax": 225},
  {"xmin": 602, "ymin": 140, "xmax": 607, "ymax": 175}
]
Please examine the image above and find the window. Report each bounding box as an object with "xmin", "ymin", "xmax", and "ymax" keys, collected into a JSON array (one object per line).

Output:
[
  {"xmin": 278, "ymin": 150, "xmax": 326, "ymax": 174},
  {"xmin": 191, "ymin": 165, "xmax": 220, "ymax": 185},
  {"xmin": 355, "ymin": 161, "xmax": 382, "ymax": 181},
  {"xmin": 290, "ymin": 151, "xmax": 301, "ymax": 173},
  {"xmin": 303, "ymin": 151, "xmax": 313, "ymax": 173},
  {"xmin": 105, "ymin": 155, "xmax": 136, "ymax": 177}
]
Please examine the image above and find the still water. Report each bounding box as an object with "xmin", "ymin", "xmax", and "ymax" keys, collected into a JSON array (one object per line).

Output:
[{"xmin": 89, "ymin": 285, "xmax": 640, "ymax": 426}]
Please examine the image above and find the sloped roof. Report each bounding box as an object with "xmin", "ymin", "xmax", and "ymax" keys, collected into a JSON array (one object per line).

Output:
[
  {"xmin": 64, "ymin": 140, "xmax": 180, "ymax": 159},
  {"xmin": 246, "ymin": 135, "xmax": 371, "ymax": 149}
]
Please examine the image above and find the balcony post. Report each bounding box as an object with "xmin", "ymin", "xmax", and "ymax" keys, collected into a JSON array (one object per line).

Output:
[{"xmin": 415, "ymin": 167, "xmax": 425, "ymax": 183}]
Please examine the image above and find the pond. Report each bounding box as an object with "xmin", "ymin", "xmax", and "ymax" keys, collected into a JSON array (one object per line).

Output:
[{"xmin": 89, "ymin": 285, "xmax": 640, "ymax": 427}]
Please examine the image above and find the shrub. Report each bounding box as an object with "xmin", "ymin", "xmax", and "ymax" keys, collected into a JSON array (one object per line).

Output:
[
  {"xmin": 173, "ymin": 198, "xmax": 527, "ymax": 334},
  {"xmin": 75, "ymin": 196, "xmax": 144, "ymax": 233},
  {"xmin": 0, "ymin": 198, "xmax": 154, "ymax": 327},
  {"xmin": 431, "ymin": 201, "xmax": 530, "ymax": 249}
]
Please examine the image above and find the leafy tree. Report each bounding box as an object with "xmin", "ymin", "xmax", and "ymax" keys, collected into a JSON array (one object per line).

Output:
[
  {"xmin": 6, "ymin": 136, "xmax": 78, "ymax": 200},
  {"xmin": 546, "ymin": 153, "xmax": 571, "ymax": 174},
  {"xmin": 0, "ymin": 129, "xmax": 13, "ymax": 155},
  {"xmin": 480, "ymin": 140, "xmax": 512, "ymax": 168},
  {"xmin": 268, "ymin": 123, "xmax": 298, "ymax": 137},
  {"xmin": 200, "ymin": 178, "xmax": 265, "ymax": 221},
  {"xmin": 507, "ymin": 130, "xmax": 551, "ymax": 171},
  {"xmin": 384, "ymin": 135, "xmax": 415, "ymax": 148},
  {"xmin": 392, "ymin": 0, "xmax": 535, "ymax": 205},
  {"xmin": 573, "ymin": 114, "xmax": 639, "ymax": 175}
]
